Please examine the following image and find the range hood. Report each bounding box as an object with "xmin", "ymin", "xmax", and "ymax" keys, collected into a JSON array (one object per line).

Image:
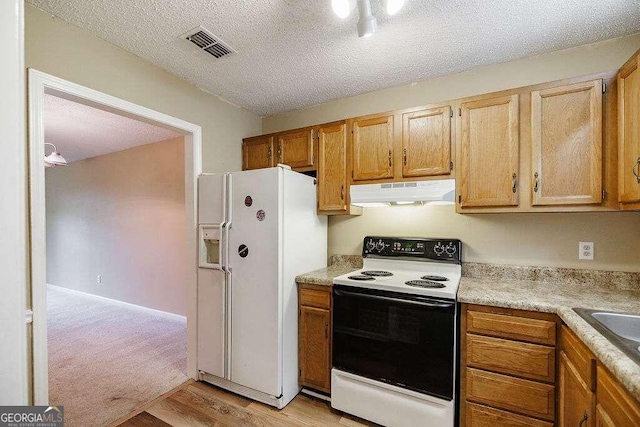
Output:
[{"xmin": 350, "ymin": 179, "xmax": 455, "ymax": 207}]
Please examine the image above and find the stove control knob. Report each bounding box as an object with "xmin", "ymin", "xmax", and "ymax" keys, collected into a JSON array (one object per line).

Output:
[
  {"xmin": 445, "ymin": 243, "xmax": 457, "ymax": 255},
  {"xmin": 376, "ymin": 240, "xmax": 385, "ymax": 252},
  {"xmin": 434, "ymin": 242, "xmax": 445, "ymax": 255},
  {"xmin": 365, "ymin": 239, "xmax": 376, "ymax": 252}
]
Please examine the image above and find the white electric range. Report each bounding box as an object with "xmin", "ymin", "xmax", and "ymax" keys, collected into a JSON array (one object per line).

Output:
[{"xmin": 331, "ymin": 236, "xmax": 462, "ymax": 427}]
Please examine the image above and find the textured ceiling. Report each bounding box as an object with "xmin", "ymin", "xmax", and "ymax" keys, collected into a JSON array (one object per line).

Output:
[
  {"xmin": 44, "ymin": 94, "xmax": 181, "ymax": 163},
  {"xmin": 29, "ymin": 0, "xmax": 640, "ymax": 116}
]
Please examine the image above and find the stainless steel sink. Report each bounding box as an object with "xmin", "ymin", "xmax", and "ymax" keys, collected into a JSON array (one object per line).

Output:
[{"xmin": 573, "ymin": 308, "xmax": 640, "ymax": 366}]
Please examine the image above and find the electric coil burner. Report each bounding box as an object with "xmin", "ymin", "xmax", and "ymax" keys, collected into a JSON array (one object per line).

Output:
[
  {"xmin": 331, "ymin": 236, "xmax": 462, "ymax": 427},
  {"xmin": 421, "ymin": 275, "xmax": 449, "ymax": 281},
  {"xmin": 405, "ymin": 280, "xmax": 446, "ymax": 288},
  {"xmin": 361, "ymin": 270, "xmax": 393, "ymax": 277},
  {"xmin": 347, "ymin": 275, "xmax": 375, "ymax": 281}
]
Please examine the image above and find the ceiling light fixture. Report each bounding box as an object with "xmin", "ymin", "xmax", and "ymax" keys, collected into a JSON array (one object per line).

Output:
[
  {"xmin": 386, "ymin": 0, "xmax": 405, "ymax": 15},
  {"xmin": 44, "ymin": 143, "xmax": 68, "ymax": 167},
  {"xmin": 331, "ymin": 0, "xmax": 356, "ymax": 19},
  {"xmin": 332, "ymin": 0, "xmax": 405, "ymax": 37},
  {"xmin": 357, "ymin": 0, "xmax": 377, "ymax": 37}
]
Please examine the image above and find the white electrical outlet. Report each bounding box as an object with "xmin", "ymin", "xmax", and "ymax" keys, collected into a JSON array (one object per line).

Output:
[
  {"xmin": 579, "ymin": 242, "xmax": 594, "ymax": 260},
  {"xmin": 97, "ymin": 275, "xmax": 102, "ymax": 284}
]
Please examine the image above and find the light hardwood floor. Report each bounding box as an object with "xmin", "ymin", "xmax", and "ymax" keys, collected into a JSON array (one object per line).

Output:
[{"xmin": 115, "ymin": 380, "xmax": 377, "ymax": 426}]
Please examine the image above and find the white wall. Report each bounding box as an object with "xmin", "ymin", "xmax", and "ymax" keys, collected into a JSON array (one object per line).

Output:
[
  {"xmin": 0, "ymin": 0, "xmax": 29, "ymax": 405},
  {"xmin": 264, "ymin": 34, "xmax": 640, "ymax": 272},
  {"xmin": 46, "ymin": 137, "xmax": 188, "ymax": 315}
]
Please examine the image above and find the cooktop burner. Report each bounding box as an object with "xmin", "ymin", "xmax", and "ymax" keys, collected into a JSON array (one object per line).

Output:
[
  {"xmin": 405, "ymin": 280, "xmax": 446, "ymax": 288},
  {"xmin": 421, "ymin": 275, "xmax": 449, "ymax": 281},
  {"xmin": 348, "ymin": 275, "xmax": 376, "ymax": 281},
  {"xmin": 361, "ymin": 270, "xmax": 393, "ymax": 277}
]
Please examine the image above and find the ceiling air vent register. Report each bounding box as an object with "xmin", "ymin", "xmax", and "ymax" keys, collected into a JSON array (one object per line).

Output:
[{"xmin": 180, "ymin": 26, "xmax": 236, "ymax": 59}]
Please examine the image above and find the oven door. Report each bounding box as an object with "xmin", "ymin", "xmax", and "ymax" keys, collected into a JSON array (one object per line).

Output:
[{"xmin": 332, "ymin": 285, "xmax": 456, "ymax": 400}]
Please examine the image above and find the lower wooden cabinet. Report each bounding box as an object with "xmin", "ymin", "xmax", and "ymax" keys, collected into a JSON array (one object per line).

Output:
[
  {"xmin": 461, "ymin": 304, "xmax": 559, "ymax": 425},
  {"xmin": 298, "ymin": 283, "xmax": 332, "ymax": 393},
  {"xmin": 558, "ymin": 325, "xmax": 596, "ymax": 427},
  {"xmin": 596, "ymin": 365, "xmax": 640, "ymax": 426},
  {"xmin": 462, "ymin": 304, "xmax": 640, "ymax": 427},
  {"xmin": 558, "ymin": 351, "xmax": 595, "ymax": 427}
]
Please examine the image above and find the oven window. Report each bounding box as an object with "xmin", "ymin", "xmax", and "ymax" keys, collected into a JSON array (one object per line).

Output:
[{"xmin": 332, "ymin": 286, "xmax": 455, "ymax": 400}]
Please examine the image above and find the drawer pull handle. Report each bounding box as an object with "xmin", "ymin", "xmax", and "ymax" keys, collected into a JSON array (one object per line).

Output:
[
  {"xmin": 633, "ymin": 157, "xmax": 640, "ymax": 183},
  {"xmin": 340, "ymin": 184, "xmax": 345, "ymax": 200},
  {"xmin": 388, "ymin": 149, "xmax": 392, "ymax": 167},
  {"xmin": 403, "ymin": 148, "xmax": 407, "ymax": 166},
  {"xmin": 534, "ymin": 172, "xmax": 539, "ymax": 192},
  {"xmin": 512, "ymin": 173, "xmax": 518, "ymax": 193},
  {"xmin": 324, "ymin": 322, "xmax": 329, "ymax": 339}
]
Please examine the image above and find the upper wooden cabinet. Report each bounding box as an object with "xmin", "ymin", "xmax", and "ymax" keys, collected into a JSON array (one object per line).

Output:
[
  {"xmin": 459, "ymin": 94, "xmax": 520, "ymax": 208},
  {"xmin": 276, "ymin": 128, "xmax": 315, "ymax": 170},
  {"xmin": 317, "ymin": 122, "xmax": 348, "ymax": 214},
  {"xmin": 531, "ymin": 80, "xmax": 603, "ymax": 206},
  {"xmin": 618, "ymin": 49, "xmax": 640, "ymax": 209},
  {"xmin": 351, "ymin": 114, "xmax": 394, "ymax": 181},
  {"xmin": 402, "ymin": 106, "xmax": 452, "ymax": 178},
  {"xmin": 242, "ymin": 135, "xmax": 274, "ymax": 170}
]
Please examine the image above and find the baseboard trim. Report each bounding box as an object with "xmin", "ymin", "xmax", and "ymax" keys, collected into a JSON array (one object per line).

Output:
[{"xmin": 47, "ymin": 284, "xmax": 187, "ymax": 321}]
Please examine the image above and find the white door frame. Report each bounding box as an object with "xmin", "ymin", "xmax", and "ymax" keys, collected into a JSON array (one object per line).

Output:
[
  {"xmin": 0, "ymin": 0, "xmax": 29, "ymax": 405},
  {"xmin": 28, "ymin": 69, "xmax": 202, "ymax": 404}
]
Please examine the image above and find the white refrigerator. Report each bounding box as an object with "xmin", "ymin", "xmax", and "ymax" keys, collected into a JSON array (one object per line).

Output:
[{"xmin": 197, "ymin": 166, "xmax": 327, "ymax": 408}]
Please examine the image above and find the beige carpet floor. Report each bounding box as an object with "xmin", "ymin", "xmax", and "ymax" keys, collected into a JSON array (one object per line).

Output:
[{"xmin": 47, "ymin": 286, "xmax": 188, "ymax": 427}]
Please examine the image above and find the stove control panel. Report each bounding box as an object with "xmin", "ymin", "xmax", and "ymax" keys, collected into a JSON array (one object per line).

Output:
[{"xmin": 362, "ymin": 236, "xmax": 462, "ymax": 263}]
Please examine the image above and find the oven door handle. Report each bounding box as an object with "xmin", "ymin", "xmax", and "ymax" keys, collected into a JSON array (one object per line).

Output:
[{"xmin": 334, "ymin": 289, "xmax": 455, "ymax": 309}]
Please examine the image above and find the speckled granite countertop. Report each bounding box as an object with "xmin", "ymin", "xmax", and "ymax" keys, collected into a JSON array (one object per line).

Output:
[
  {"xmin": 295, "ymin": 255, "xmax": 363, "ymax": 286},
  {"xmin": 459, "ymin": 264, "xmax": 640, "ymax": 403}
]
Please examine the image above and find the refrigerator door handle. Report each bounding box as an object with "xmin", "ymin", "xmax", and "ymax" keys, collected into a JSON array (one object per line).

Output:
[
  {"xmin": 224, "ymin": 269, "xmax": 233, "ymax": 379},
  {"xmin": 220, "ymin": 222, "xmax": 227, "ymax": 272}
]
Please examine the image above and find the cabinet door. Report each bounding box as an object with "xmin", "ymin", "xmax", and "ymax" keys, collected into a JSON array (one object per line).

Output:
[
  {"xmin": 242, "ymin": 135, "xmax": 274, "ymax": 170},
  {"xmin": 618, "ymin": 51, "xmax": 640, "ymax": 204},
  {"xmin": 558, "ymin": 351, "xmax": 595, "ymax": 427},
  {"xmin": 352, "ymin": 115, "xmax": 394, "ymax": 181},
  {"xmin": 402, "ymin": 106, "xmax": 452, "ymax": 177},
  {"xmin": 299, "ymin": 306, "xmax": 331, "ymax": 393},
  {"xmin": 277, "ymin": 128, "xmax": 314, "ymax": 169},
  {"xmin": 459, "ymin": 94, "xmax": 519, "ymax": 207},
  {"xmin": 531, "ymin": 80, "xmax": 603, "ymax": 206},
  {"xmin": 596, "ymin": 365, "xmax": 640, "ymax": 426},
  {"xmin": 317, "ymin": 122, "xmax": 348, "ymax": 213},
  {"xmin": 595, "ymin": 405, "xmax": 615, "ymax": 427}
]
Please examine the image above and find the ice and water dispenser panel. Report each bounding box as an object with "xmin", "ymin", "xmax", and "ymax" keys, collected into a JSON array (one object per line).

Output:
[{"xmin": 199, "ymin": 225, "xmax": 222, "ymax": 269}]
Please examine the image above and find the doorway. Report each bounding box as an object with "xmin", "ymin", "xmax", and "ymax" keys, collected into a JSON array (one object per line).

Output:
[{"xmin": 28, "ymin": 70, "xmax": 202, "ymax": 409}]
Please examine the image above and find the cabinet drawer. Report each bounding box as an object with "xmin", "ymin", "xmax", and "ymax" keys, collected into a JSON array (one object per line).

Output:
[
  {"xmin": 466, "ymin": 368, "xmax": 555, "ymax": 421},
  {"xmin": 467, "ymin": 334, "xmax": 555, "ymax": 383},
  {"xmin": 560, "ymin": 325, "xmax": 596, "ymax": 391},
  {"xmin": 299, "ymin": 287, "xmax": 331, "ymax": 309},
  {"xmin": 466, "ymin": 402, "xmax": 553, "ymax": 427},
  {"xmin": 467, "ymin": 310, "xmax": 556, "ymax": 345}
]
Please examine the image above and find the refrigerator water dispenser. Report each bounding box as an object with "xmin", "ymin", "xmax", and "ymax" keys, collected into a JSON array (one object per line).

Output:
[{"xmin": 199, "ymin": 225, "xmax": 223, "ymax": 268}]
